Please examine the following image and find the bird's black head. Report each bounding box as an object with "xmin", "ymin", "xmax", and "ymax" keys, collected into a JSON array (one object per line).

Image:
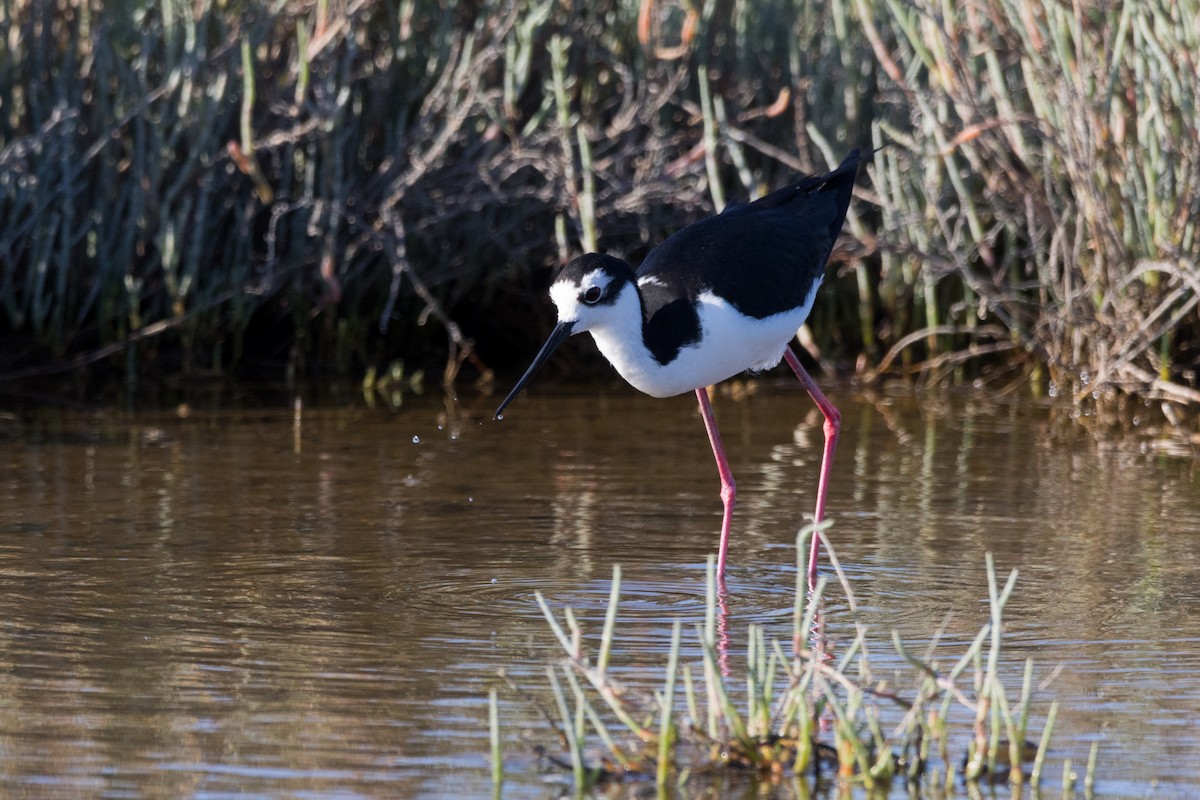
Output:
[
  {"xmin": 551, "ymin": 253, "xmax": 637, "ymax": 310},
  {"xmin": 494, "ymin": 253, "xmax": 638, "ymax": 419}
]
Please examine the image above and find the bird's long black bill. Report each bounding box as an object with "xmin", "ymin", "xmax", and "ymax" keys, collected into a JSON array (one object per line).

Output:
[{"xmin": 495, "ymin": 320, "xmax": 575, "ymax": 419}]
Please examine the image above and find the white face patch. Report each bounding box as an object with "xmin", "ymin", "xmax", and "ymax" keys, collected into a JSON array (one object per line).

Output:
[{"xmin": 549, "ymin": 279, "xmax": 582, "ymax": 321}]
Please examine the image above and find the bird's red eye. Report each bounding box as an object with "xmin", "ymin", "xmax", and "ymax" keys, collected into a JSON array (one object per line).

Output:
[{"xmin": 583, "ymin": 286, "xmax": 603, "ymax": 304}]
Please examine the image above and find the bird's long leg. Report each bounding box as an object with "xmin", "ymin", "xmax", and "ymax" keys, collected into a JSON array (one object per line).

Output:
[
  {"xmin": 695, "ymin": 387, "xmax": 737, "ymax": 579},
  {"xmin": 783, "ymin": 347, "xmax": 840, "ymax": 589}
]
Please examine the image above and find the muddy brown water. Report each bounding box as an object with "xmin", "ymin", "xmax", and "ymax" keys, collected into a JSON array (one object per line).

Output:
[{"xmin": 1, "ymin": 382, "xmax": 1198, "ymax": 797}]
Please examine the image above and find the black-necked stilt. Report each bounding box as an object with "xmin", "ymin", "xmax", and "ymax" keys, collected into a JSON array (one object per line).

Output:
[{"xmin": 496, "ymin": 149, "xmax": 861, "ymax": 584}]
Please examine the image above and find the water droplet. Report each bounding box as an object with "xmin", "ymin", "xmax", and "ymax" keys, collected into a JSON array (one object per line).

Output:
[
  {"xmin": 411, "ymin": 435, "xmax": 420, "ymax": 444},
  {"xmin": 496, "ymin": 413, "xmax": 504, "ymax": 421}
]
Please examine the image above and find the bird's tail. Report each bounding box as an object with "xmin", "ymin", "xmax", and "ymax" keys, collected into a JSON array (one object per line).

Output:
[
  {"xmin": 823, "ymin": 148, "xmax": 862, "ymax": 244},
  {"xmin": 753, "ymin": 148, "xmax": 861, "ymax": 214}
]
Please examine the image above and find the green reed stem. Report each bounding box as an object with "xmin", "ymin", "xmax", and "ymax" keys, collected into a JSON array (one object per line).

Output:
[
  {"xmin": 598, "ymin": 565, "xmax": 621, "ymax": 676},
  {"xmin": 703, "ymin": 555, "xmax": 720, "ymax": 739},
  {"xmin": 697, "ymin": 63, "xmax": 725, "ymax": 213},
  {"xmin": 995, "ymin": 684, "xmax": 1022, "ymax": 783},
  {"xmin": 656, "ymin": 619, "xmax": 681, "ymax": 787},
  {"xmin": 1031, "ymin": 700, "xmax": 1060, "ymax": 790},
  {"xmin": 546, "ymin": 665, "xmax": 585, "ymax": 789},
  {"xmin": 240, "ymin": 37, "xmax": 255, "ymax": 157},
  {"xmin": 488, "ymin": 688, "xmax": 502, "ymax": 791},
  {"xmin": 1085, "ymin": 740, "xmax": 1099, "ymax": 797},
  {"xmin": 683, "ymin": 664, "xmax": 699, "ymax": 733}
]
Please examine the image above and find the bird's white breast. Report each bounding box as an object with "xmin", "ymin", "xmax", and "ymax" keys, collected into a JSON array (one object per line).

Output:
[{"xmin": 588, "ymin": 278, "xmax": 821, "ymax": 398}]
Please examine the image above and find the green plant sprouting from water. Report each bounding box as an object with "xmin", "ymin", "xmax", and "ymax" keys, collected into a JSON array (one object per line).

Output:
[{"xmin": 494, "ymin": 526, "xmax": 1099, "ymax": 795}]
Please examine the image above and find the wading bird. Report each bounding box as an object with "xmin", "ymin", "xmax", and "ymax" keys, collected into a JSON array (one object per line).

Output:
[{"xmin": 496, "ymin": 150, "xmax": 860, "ymax": 585}]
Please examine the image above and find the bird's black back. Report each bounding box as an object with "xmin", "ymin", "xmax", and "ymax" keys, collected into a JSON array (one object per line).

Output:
[{"xmin": 637, "ymin": 149, "xmax": 861, "ymax": 322}]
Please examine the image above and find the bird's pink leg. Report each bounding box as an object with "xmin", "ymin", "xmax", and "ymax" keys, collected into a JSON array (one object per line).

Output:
[
  {"xmin": 783, "ymin": 347, "xmax": 840, "ymax": 589},
  {"xmin": 695, "ymin": 387, "xmax": 737, "ymax": 579}
]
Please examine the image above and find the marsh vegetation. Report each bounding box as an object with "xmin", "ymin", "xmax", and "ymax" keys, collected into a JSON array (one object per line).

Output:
[{"xmin": 2, "ymin": 0, "xmax": 1197, "ymax": 427}]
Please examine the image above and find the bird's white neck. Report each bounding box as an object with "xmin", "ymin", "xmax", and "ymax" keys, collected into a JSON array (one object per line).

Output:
[{"xmin": 578, "ymin": 283, "xmax": 670, "ymax": 396}]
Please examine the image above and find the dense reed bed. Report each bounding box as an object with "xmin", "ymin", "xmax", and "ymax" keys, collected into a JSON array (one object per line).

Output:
[
  {"xmin": 2, "ymin": 1, "xmax": 1197, "ymax": 419},
  {"xmin": 494, "ymin": 529, "xmax": 1095, "ymax": 795}
]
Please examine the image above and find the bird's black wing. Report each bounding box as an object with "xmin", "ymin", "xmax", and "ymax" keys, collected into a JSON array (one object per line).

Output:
[{"xmin": 636, "ymin": 149, "xmax": 860, "ymax": 321}]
